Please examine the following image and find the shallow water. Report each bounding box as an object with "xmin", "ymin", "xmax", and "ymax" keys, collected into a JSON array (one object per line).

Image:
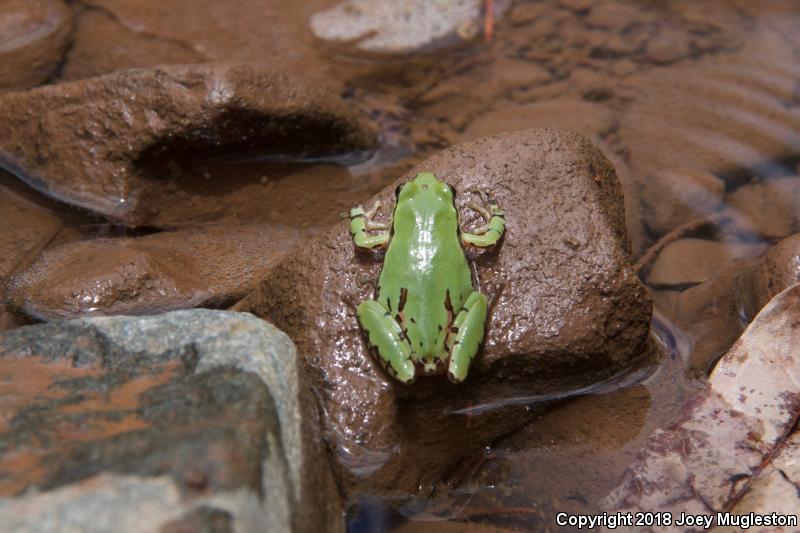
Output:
[{"xmin": 1, "ymin": 0, "xmax": 799, "ymax": 530}]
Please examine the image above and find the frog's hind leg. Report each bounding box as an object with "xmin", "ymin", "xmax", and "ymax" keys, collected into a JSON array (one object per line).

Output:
[
  {"xmin": 446, "ymin": 291, "xmax": 488, "ymax": 383},
  {"xmin": 357, "ymin": 299, "xmax": 416, "ymax": 384}
]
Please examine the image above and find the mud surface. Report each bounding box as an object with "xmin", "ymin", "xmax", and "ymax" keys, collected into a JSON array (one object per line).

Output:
[{"xmin": 1, "ymin": 0, "xmax": 800, "ymax": 531}]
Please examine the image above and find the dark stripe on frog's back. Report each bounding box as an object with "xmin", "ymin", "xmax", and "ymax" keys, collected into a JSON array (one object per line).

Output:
[{"xmin": 376, "ymin": 186, "xmax": 473, "ymax": 357}]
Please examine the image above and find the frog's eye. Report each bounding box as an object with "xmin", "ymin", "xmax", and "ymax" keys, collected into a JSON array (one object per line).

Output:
[{"xmin": 395, "ymin": 183, "xmax": 405, "ymax": 199}]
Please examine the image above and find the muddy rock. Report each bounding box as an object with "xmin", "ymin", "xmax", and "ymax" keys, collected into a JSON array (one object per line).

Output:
[
  {"xmin": 0, "ymin": 63, "xmax": 376, "ymax": 224},
  {"xmin": 237, "ymin": 129, "xmax": 652, "ymax": 496},
  {"xmin": 673, "ymin": 233, "xmax": 800, "ymax": 370},
  {"xmin": 735, "ymin": 232, "xmax": 800, "ymax": 322},
  {"xmin": 5, "ymin": 224, "xmax": 303, "ymax": 321},
  {"xmin": 726, "ymin": 177, "xmax": 800, "ymax": 240},
  {"xmin": 62, "ymin": 8, "xmax": 201, "ymax": 82},
  {"xmin": 602, "ymin": 283, "xmax": 800, "ymax": 531},
  {"xmin": 620, "ymin": 28, "xmax": 800, "ymax": 192},
  {"xmin": 639, "ymin": 168, "xmax": 725, "ymax": 236},
  {"xmin": 0, "ymin": 310, "xmax": 342, "ymax": 533},
  {"xmin": 64, "ymin": 0, "xmax": 329, "ymax": 85},
  {"xmin": 0, "ymin": 0, "xmax": 73, "ymax": 91},
  {"xmin": 646, "ymin": 238, "xmax": 764, "ymax": 288}
]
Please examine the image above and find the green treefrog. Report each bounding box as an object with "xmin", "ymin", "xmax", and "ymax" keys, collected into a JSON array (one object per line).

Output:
[{"xmin": 349, "ymin": 172, "xmax": 505, "ymax": 384}]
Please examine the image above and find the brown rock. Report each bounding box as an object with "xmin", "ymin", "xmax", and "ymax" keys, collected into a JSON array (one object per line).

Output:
[
  {"xmin": 5, "ymin": 224, "xmax": 303, "ymax": 321},
  {"xmin": 584, "ymin": 3, "xmax": 643, "ymax": 30},
  {"xmin": 62, "ymin": 8, "xmax": 201, "ymax": 82},
  {"xmin": 620, "ymin": 32, "xmax": 800, "ymax": 186},
  {"xmin": 557, "ymin": 0, "xmax": 594, "ymax": 14},
  {"xmin": 646, "ymin": 238, "xmax": 764, "ymax": 288},
  {"xmin": 0, "ymin": 0, "xmax": 73, "ymax": 91},
  {"xmin": 237, "ymin": 129, "xmax": 652, "ymax": 496},
  {"xmin": 736, "ymin": 232, "xmax": 800, "ymax": 321},
  {"xmin": 674, "ymin": 233, "xmax": 800, "ymax": 370},
  {"xmin": 0, "ymin": 64, "xmax": 376, "ymax": 224},
  {"xmin": 644, "ymin": 27, "xmax": 691, "ymax": 64},
  {"xmin": 64, "ymin": 0, "xmax": 329, "ymax": 86},
  {"xmin": 726, "ymin": 177, "xmax": 800, "ymax": 240},
  {"xmin": 464, "ymin": 99, "xmax": 614, "ymax": 142},
  {"xmin": 639, "ymin": 167, "xmax": 725, "ymax": 236}
]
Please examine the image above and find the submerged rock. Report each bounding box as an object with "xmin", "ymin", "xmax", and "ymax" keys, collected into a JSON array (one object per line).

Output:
[
  {"xmin": 638, "ymin": 168, "xmax": 725, "ymax": 236},
  {"xmin": 0, "ymin": 64, "xmax": 376, "ymax": 224},
  {"xmin": 0, "ymin": 310, "xmax": 341, "ymax": 533},
  {"xmin": 673, "ymin": 232, "xmax": 800, "ymax": 370},
  {"xmin": 726, "ymin": 177, "xmax": 800, "ymax": 240},
  {"xmin": 237, "ymin": 129, "xmax": 652, "ymax": 496},
  {"xmin": 5, "ymin": 224, "xmax": 303, "ymax": 321},
  {"xmin": 603, "ymin": 283, "xmax": 800, "ymax": 529},
  {"xmin": 0, "ymin": 0, "xmax": 73, "ymax": 91},
  {"xmin": 646, "ymin": 238, "xmax": 764, "ymax": 288},
  {"xmin": 310, "ymin": 0, "xmax": 510, "ymax": 54}
]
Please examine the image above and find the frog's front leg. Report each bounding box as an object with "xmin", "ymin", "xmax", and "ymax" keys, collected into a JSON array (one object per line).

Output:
[
  {"xmin": 461, "ymin": 193, "xmax": 505, "ymax": 248},
  {"xmin": 446, "ymin": 291, "xmax": 488, "ymax": 383},
  {"xmin": 350, "ymin": 201, "xmax": 391, "ymax": 249},
  {"xmin": 357, "ymin": 299, "xmax": 416, "ymax": 384}
]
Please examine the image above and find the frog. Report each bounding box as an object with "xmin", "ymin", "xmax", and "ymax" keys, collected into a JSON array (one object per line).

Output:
[{"xmin": 349, "ymin": 171, "xmax": 505, "ymax": 384}]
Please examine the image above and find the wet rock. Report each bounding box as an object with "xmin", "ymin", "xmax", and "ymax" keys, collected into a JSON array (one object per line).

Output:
[
  {"xmin": 0, "ymin": 310, "xmax": 342, "ymax": 533},
  {"xmin": 726, "ymin": 177, "xmax": 800, "ymax": 240},
  {"xmin": 646, "ymin": 238, "xmax": 764, "ymax": 288},
  {"xmin": 674, "ymin": 233, "xmax": 800, "ymax": 370},
  {"xmin": 0, "ymin": 64, "xmax": 376, "ymax": 224},
  {"xmin": 5, "ymin": 224, "xmax": 303, "ymax": 321},
  {"xmin": 584, "ymin": 3, "xmax": 643, "ymax": 30},
  {"xmin": 643, "ymin": 27, "xmax": 691, "ymax": 64},
  {"xmin": 62, "ymin": 8, "xmax": 201, "ymax": 82},
  {"xmin": 463, "ymin": 99, "xmax": 614, "ymax": 142},
  {"xmin": 310, "ymin": 0, "xmax": 510, "ymax": 54},
  {"xmin": 64, "ymin": 0, "xmax": 329, "ymax": 86},
  {"xmin": 735, "ymin": 232, "xmax": 800, "ymax": 322},
  {"xmin": 620, "ymin": 30, "xmax": 800, "ymax": 187},
  {"xmin": 557, "ymin": 0, "xmax": 594, "ymax": 14},
  {"xmin": 237, "ymin": 129, "xmax": 652, "ymax": 496},
  {"xmin": 603, "ymin": 283, "xmax": 800, "ymax": 529},
  {"xmin": 639, "ymin": 168, "xmax": 725, "ymax": 236},
  {"xmin": 0, "ymin": 0, "xmax": 73, "ymax": 91}
]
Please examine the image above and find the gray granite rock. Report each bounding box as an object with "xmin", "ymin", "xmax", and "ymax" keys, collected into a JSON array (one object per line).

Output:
[{"xmin": 0, "ymin": 310, "xmax": 342, "ymax": 533}]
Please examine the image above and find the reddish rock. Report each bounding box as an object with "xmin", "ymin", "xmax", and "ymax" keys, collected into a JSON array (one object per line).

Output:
[
  {"xmin": 5, "ymin": 224, "xmax": 303, "ymax": 321},
  {"xmin": 0, "ymin": 0, "xmax": 73, "ymax": 91},
  {"xmin": 237, "ymin": 129, "xmax": 652, "ymax": 496},
  {"xmin": 0, "ymin": 64, "xmax": 376, "ymax": 224},
  {"xmin": 638, "ymin": 167, "xmax": 725, "ymax": 236},
  {"xmin": 727, "ymin": 177, "xmax": 800, "ymax": 240}
]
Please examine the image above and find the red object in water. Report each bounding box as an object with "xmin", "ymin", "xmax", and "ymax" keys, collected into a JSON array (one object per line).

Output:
[{"xmin": 485, "ymin": 0, "xmax": 494, "ymax": 41}]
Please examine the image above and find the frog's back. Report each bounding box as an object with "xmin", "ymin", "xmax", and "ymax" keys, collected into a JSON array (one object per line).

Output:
[{"xmin": 377, "ymin": 185, "xmax": 472, "ymax": 358}]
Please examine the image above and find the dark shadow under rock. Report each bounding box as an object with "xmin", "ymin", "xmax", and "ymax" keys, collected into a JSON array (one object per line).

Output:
[
  {"xmin": 0, "ymin": 63, "xmax": 376, "ymax": 224},
  {"xmin": 236, "ymin": 128, "xmax": 653, "ymax": 497}
]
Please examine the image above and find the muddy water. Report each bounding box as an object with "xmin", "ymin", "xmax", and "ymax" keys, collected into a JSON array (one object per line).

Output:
[{"xmin": 1, "ymin": 0, "xmax": 799, "ymax": 531}]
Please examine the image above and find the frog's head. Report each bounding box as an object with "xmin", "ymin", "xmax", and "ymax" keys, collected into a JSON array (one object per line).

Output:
[{"xmin": 395, "ymin": 172, "xmax": 455, "ymax": 205}]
